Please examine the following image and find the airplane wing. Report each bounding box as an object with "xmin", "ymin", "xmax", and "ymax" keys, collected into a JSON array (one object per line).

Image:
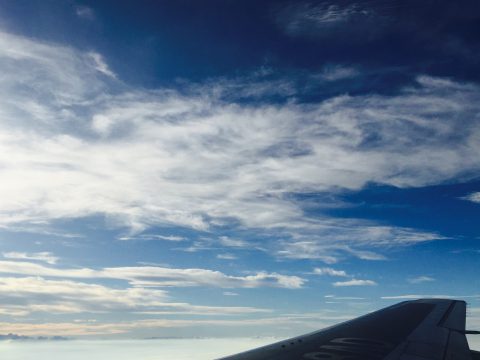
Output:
[{"xmin": 217, "ymin": 299, "xmax": 478, "ymax": 360}]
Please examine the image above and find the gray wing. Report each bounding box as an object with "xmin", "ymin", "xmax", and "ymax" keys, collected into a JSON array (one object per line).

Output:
[{"xmin": 217, "ymin": 299, "xmax": 475, "ymax": 360}]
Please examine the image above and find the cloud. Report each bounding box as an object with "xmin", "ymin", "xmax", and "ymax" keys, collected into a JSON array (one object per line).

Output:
[
  {"xmin": 462, "ymin": 192, "xmax": 480, "ymax": 203},
  {"xmin": 274, "ymin": 1, "xmax": 480, "ymax": 47},
  {"xmin": 317, "ymin": 65, "xmax": 359, "ymax": 81},
  {"xmin": 0, "ymin": 29, "xmax": 478, "ymax": 261},
  {"xmin": 408, "ymin": 276, "xmax": 435, "ymax": 284},
  {"xmin": 333, "ymin": 279, "xmax": 377, "ymax": 287},
  {"xmin": 118, "ymin": 234, "xmax": 185, "ymax": 241},
  {"xmin": 0, "ymin": 276, "xmax": 271, "ymax": 317},
  {"xmin": 75, "ymin": 6, "xmax": 95, "ymax": 21},
  {"xmin": 324, "ymin": 295, "xmax": 365, "ymax": 300},
  {"xmin": 0, "ymin": 260, "xmax": 305, "ymax": 289},
  {"xmin": 217, "ymin": 253, "xmax": 238, "ymax": 260},
  {"xmin": 0, "ymin": 276, "xmax": 168, "ymax": 315},
  {"xmin": 86, "ymin": 52, "xmax": 116, "ymax": 78},
  {"xmin": 218, "ymin": 236, "xmax": 251, "ymax": 248},
  {"xmin": 276, "ymin": 229, "xmax": 437, "ymax": 262},
  {"xmin": 0, "ymin": 311, "xmax": 355, "ymax": 337},
  {"xmin": 275, "ymin": 1, "xmax": 391, "ymax": 40},
  {"xmin": 2, "ymin": 251, "xmax": 58, "ymax": 264},
  {"xmin": 381, "ymin": 294, "xmax": 480, "ymax": 300},
  {"xmin": 342, "ymin": 246, "xmax": 387, "ymax": 261},
  {"xmin": 313, "ymin": 267, "xmax": 348, "ymax": 277},
  {"xmin": 175, "ymin": 236, "xmax": 264, "ymax": 254}
]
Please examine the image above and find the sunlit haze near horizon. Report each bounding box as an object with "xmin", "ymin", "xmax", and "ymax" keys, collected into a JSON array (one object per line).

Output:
[{"xmin": 0, "ymin": 0, "xmax": 479, "ymax": 356}]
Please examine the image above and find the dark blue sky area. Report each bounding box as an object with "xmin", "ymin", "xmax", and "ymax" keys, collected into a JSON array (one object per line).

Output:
[
  {"xmin": 322, "ymin": 181, "xmax": 480, "ymax": 239},
  {"xmin": 2, "ymin": 0, "xmax": 480, "ymax": 88}
]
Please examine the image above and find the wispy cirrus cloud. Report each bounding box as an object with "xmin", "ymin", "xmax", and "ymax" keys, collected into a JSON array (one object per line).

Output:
[
  {"xmin": 217, "ymin": 253, "xmax": 238, "ymax": 260},
  {"xmin": 218, "ymin": 236, "xmax": 251, "ymax": 248},
  {"xmin": 317, "ymin": 65, "xmax": 359, "ymax": 81},
  {"xmin": 275, "ymin": 1, "xmax": 391, "ymax": 40},
  {"xmin": 0, "ymin": 260, "xmax": 305, "ymax": 289},
  {"xmin": 333, "ymin": 279, "xmax": 377, "ymax": 287},
  {"xmin": 313, "ymin": 267, "xmax": 348, "ymax": 277},
  {"xmin": 275, "ymin": 229, "xmax": 436, "ymax": 263},
  {"xmin": 408, "ymin": 276, "xmax": 435, "ymax": 284},
  {"xmin": 462, "ymin": 192, "xmax": 480, "ymax": 203},
  {"xmin": 75, "ymin": 6, "xmax": 95, "ymax": 21},
  {"xmin": 0, "ymin": 276, "xmax": 271, "ymax": 317},
  {"xmin": 2, "ymin": 251, "xmax": 58, "ymax": 264},
  {"xmin": 0, "ymin": 311, "xmax": 355, "ymax": 337},
  {"xmin": 0, "ymin": 29, "xmax": 478, "ymax": 261},
  {"xmin": 315, "ymin": 268, "xmax": 377, "ymax": 288},
  {"xmin": 381, "ymin": 294, "xmax": 480, "ymax": 300},
  {"xmin": 274, "ymin": 0, "xmax": 480, "ymax": 47},
  {"xmin": 118, "ymin": 234, "xmax": 186, "ymax": 241},
  {"xmin": 86, "ymin": 52, "xmax": 117, "ymax": 79},
  {"xmin": 324, "ymin": 295, "xmax": 365, "ymax": 300}
]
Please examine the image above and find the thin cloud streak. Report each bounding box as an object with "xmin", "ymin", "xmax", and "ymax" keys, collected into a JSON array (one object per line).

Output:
[
  {"xmin": 2, "ymin": 251, "xmax": 58, "ymax": 264},
  {"xmin": 313, "ymin": 267, "xmax": 348, "ymax": 277},
  {"xmin": 0, "ymin": 276, "xmax": 272, "ymax": 317},
  {"xmin": 0, "ymin": 260, "xmax": 305, "ymax": 289},
  {"xmin": 381, "ymin": 294, "xmax": 480, "ymax": 300},
  {"xmin": 463, "ymin": 192, "xmax": 480, "ymax": 203},
  {"xmin": 408, "ymin": 276, "xmax": 435, "ymax": 284},
  {"xmin": 333, "ymin": 279, "xmax": 377, "ymax": 287},
  {"xmin": 75, "ymin": 6, "xmax": 95, "ymax": 21}
]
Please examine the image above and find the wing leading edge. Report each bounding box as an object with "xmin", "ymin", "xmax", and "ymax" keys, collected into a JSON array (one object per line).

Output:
[{"xmin": 217, "ymin": 299, "xmax": 476, "ymax": 360}]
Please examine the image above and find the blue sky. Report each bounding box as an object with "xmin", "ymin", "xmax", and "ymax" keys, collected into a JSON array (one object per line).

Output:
[{"xmin": 0, "ymin": 0, "xmax": 479, "ymax": 340}]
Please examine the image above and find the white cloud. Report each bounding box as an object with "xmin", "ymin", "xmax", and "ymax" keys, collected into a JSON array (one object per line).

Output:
[
  {"xmin": 318, "ymin": 65, "xmax": 359, "ymax": 81},
  {"xmin": 275, "ymin": 230, "xmax": 436, "ymax": 262},
  {"xmin": 463, "ymin": 192, "xmax": 480, "ymax": 203},
  {"xmin": 2, "ymin": 251, "xmax": 58, "ymax": 264},
  {"xmin": 217, "ymin": 253, "xmax": 238, "ymax": 260},
  {"xmin": 87, "ymin": 52, "xmax": 116, "ymax": 78},
  {"xmin": 0, "ymin": 276, "xmax": 164, "ymax": 314},
  {"xmin": 324, "ymin": 295, "xmax": 365, "ymax": 300},
  {"xmin": 0, "ymin": 260, "xmax": 305, "ymax": 289},
  {"xmin": 118, "ymin": 234, "xmax": 185, "ymax": 241},
  {"xmin": 0, "ymin": 29, "xmax": 478, "ymax": 260},
  {"xmin": 313, "ymin": 267, "xmax": 348, "ymax": 277},
  {"xmin": 342, "ymin": 246, "xmax": 388, "ymax": 261},
  {"xmin": 0, "ymin": 276, "xmax": 271, "ymax": 317},
  {"xmin": 219, "ymin": 236, "xmax": 251, "ymax": 248},
  {"xmin": 408, "ymin": 276, "xmax": 435, "ymax": 284},
  {"xmin": 0, "ymin": 311, "xmax": 355, "ymax": 337},
  {"xmin": 333, "ymin": 279, "xmax": 377, "ymax": 287},
  {"xmin": 176, "ymin": 236, "xmax": 263, "ymax": 254}
]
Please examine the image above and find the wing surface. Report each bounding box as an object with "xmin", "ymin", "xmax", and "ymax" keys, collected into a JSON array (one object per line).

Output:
[{"xmin": 217, "ymin": 299, "xmax": 473, "ymax": 360}]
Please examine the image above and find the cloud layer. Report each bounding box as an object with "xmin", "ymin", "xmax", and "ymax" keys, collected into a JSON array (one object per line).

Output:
[
  {"xmin": 2, "ymin": 251, "xmax": 58, "ymax": 264},
  {"xmin": 0, "ymin": 260, "xmax": 305, "ymax": 289},
  {"xmin": 0, "ymin": 275, "xmax": 276, "ymax": 319},
  {"xmin": 0, "ymin": 259, "xmax": 301, "ymax": 319},
  {"xmin": 0, "ymin": 29, "xmax": 479, "ymax": 261}
]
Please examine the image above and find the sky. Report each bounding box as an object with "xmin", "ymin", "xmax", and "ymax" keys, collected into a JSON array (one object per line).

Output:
[{"xmin": 0, "ymin": 0, "xmax": 479, "ymax": 346}]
